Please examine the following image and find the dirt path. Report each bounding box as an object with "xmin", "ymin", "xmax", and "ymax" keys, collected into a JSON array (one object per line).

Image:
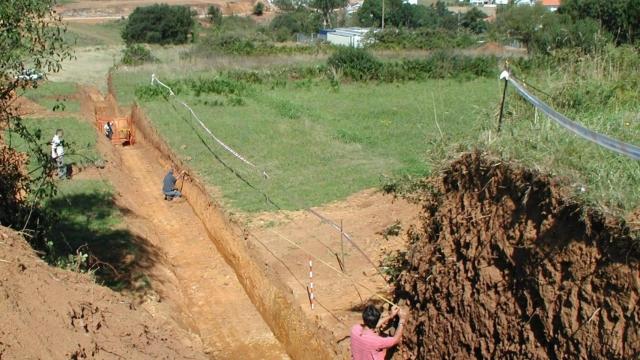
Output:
[{"xmin": 106, "ymin": 143, "xmax": 289, "ymax": 359}]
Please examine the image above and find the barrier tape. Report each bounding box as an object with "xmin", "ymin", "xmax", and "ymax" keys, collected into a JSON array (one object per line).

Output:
[
  {"xmin": 500, "ymin": 71, "xmax": 640, "ymax": 161},
  {"xmin": 151, "ymin": 74, "xmax": 269, "ymax": 177},
  {"xmin": 266, "ymin": 229, "xmax": 395, "ymax": 306}
]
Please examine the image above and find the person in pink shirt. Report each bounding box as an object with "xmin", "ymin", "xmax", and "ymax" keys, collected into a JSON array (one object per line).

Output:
[{"xmin": 350, "ymin": 304, "xmax": 406, "ymax": 360}]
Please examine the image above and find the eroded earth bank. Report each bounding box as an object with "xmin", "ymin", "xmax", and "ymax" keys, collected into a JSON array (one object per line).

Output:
[{"xmin": 394, "ymin": 152, "xmax": 639, "ymax": 359}]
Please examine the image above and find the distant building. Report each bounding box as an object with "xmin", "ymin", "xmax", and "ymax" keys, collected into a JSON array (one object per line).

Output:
[
  {"xmin": 324, "ymin": 28, "xmax": 372, "ymax": 48},
  {"xmin": 540, "ymin": 0, "xmax": 561, "ymax": 11}
]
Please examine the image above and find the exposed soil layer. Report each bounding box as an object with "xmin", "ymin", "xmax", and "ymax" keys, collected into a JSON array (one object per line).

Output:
[
  {"xmin": 129, "ymin": 102, "xmax": 340, "ymax": 359},
  {"xmin": 79, "ymin": 87, "xmax": 290, "ymax": 359},
  {"xmin": 395, "ymin": 151, "xmax": 640, "ymax": 359},
  {"xmin": 0, "ymin": 226, "xmax": 206, "ymax": 359}
]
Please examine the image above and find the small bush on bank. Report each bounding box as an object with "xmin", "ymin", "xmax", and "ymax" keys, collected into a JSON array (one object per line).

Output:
[
  {"xmin": 122, "ymin": 4, "xmax": 195, "ymax": 45},
  {"xmin": 121, "ymin": 44, "xmax": 156, "ymax": 65},
  {"xmin": 253, "ymin": 2, "xmax": 265, "ymax": 16},
  {"xmin": 207, "ymin": 5, "xmax": 222, "ymax": 24}
]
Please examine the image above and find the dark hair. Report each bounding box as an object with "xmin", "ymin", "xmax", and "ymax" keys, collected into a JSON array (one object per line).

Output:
[{"xmin": 362, "ymin": 304, "xmax": 381, "ymax": 329}]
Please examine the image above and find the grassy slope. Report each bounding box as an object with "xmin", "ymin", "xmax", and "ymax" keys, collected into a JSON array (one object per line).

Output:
[
  {"xmin": 64, "ymin": 20, "xmax": 125, "ymax": 47},
  {"xmin": 21, "ymin": 81, "xmax": 80, "ymax": 113},
  {"xmin": 114, "ymin": 70, "xmax": 499, "ymax": 211},
  {"xmin": 9, "ymin": 116, "xmax": 100, "ymax": 168}
]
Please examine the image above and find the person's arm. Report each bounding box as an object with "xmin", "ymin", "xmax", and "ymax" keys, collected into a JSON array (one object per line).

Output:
[
  {"xmin": 376, "ymin": 306, "xmax": 399, "ymax": 330},
  {"xmin": 374, "ymin": 307, "xmax": 406, "ymax": 349}
]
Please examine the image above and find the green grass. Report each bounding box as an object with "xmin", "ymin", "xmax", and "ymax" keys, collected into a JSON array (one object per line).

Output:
[
  {"xmin": 6, "ymin": 116, "xmax": 100, "ymax": 171},
  {"xmin": 114, "ymin": 70, "xmax": 499, "ymax": 212},
  {"xmin": 21, "ymin": 81, "xmax": 80, "ymax": 113},
  {"xmin": 64, "ymin": 20, "xmax": 125, "ymax": 47}
]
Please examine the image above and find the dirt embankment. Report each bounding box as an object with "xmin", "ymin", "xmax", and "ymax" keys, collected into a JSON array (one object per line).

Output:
[
  {"xmin": 0, "ymin": 226, "xmax": 206, "ymax": 359},
  {"xmin": 128, "ymin": 102, "xmax": 341, "ymax": 359},
  {"xmin": 395, "ymin": 152, "xmax": 640, "ymax": 359}
]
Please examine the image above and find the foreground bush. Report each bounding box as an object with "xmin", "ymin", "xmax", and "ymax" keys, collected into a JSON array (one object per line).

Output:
[
  {"xmin": 328, "ymin": 47, "xmax": 382, "ymax": 81},
  {"xmin": 122, "ymin": 4, "xmax": 194, "ymax": 45}
]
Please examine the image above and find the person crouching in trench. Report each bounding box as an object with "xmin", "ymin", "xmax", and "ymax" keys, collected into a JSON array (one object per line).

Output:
[
  {"xmin": 351, "ymin": 304, "xmax": 406, "ymax": 360},
  {"xmin": 162, "ymin": 167, "xmax": 185, "ymax": 201}
]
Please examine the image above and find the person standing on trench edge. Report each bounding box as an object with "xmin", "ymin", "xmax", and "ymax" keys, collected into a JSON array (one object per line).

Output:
[
  {"xmin": 51, "ymin": 128, "xmax": 67, "ymax": 180},
  {"xmin": 162, "ymin": 167, "xmax": 185, "ymax": 201},
  {"xmin": 351, "ymin": 304, "xmax": 406, "ymax": 360}
]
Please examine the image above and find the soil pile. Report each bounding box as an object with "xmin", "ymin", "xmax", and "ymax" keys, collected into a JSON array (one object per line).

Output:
[
  {"xmin": 395, "ymin": 152, "xmax": 640, "ymax": 359},
  {"xmin": 0, "ymin": 226, "xmax": 206, "ymax": 359}
]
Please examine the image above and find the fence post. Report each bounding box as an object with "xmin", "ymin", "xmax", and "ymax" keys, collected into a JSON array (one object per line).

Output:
[{"xmin": 498, "ymin": 70, "xmax": 510, "ymax": 133}]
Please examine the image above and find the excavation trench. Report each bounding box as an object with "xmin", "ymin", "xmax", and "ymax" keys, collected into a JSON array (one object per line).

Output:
[{"xmin": 87, "ymin": 85, "xmax": 340, "ymax": 359}]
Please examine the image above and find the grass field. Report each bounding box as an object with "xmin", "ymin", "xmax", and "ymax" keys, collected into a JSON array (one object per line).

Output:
[
  {"xmin": 113, "ymin": 53, "xmax": 640, "ymax": 215},
  {"xmin": 114, "ymin": 70, "xmax": 500, "ymax": 212},
  {"xmin": 22, "ymin": 81, "xmax": 81, "ymax": 113},
  {"xmin": 7, "ymin": 116, "xmax": 100, "ymax": 170}
]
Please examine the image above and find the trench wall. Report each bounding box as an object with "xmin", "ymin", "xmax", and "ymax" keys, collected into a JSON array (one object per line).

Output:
[{"xmin": 129, "ymin": 103, "xmax": 343, "ymax": 360}]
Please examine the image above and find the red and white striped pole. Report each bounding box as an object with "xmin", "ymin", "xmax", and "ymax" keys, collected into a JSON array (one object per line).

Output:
[{"xmin": 308, "ymin": 259, "xmax": 315, "ymax": 310}]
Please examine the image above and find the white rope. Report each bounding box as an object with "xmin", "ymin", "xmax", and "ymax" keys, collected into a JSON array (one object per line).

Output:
[{"xmin": 151, "ymin": 74, "xmax": 269, "ymax": 178}]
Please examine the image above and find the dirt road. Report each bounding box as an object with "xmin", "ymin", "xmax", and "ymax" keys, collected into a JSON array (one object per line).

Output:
[{"xmin": 106, "ymin": 142, "xmax": 289, "ymax": 359}]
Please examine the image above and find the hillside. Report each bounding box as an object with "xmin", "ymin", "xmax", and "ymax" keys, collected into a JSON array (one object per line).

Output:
[{"xmin": 0, "ymin": 226, "xmax": 206, "ymax": 359}]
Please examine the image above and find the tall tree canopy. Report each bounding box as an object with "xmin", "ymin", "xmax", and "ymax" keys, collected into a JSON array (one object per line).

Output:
[{"xmin": 559, "ymin": 0, "xmax": 640, "ymax": 44}]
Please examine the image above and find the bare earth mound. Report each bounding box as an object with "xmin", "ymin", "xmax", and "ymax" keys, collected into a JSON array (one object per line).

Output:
[
  {"xmin": 0, "ymin": 226, "xmax": 206, "ymax": 359},
  {"xmin": 395, "ymin": 152, "xmax": 640, "ymax": 359}
]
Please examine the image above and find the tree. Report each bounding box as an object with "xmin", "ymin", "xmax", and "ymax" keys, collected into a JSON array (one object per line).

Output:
[
  {"xmin": 495, "ymin": 4, "xmax": 608, "ymax": 54},
  {"xmin": 310, "ymin": 0, "xmax": 347, "ymax": 28},
  {"xmin": 559, "ymin": 0, "xmax": 640, "ymax": 44},
  {"xmin": 253, "ymin": 2, "xmax": 265, "ymax": 16},
  {"xmin": 122, "ymin": 4, "xmax": 195, "ymax": 45},
  {"xmin": 460, "ymin": 7, "xmax": 487, "ymax": 34},
  {"xmin": 0, "ymin": 0, "xmax": 71, "ymax": 234},
  {"xmin": 207, "ymin": 5, "xmax": 222, "ymax": 24}
]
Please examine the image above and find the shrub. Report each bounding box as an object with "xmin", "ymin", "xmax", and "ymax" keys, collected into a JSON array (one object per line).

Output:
[
  {"xmin": 122, "ymin": 4, "xmax": 195, "ymax": 45},
  {"xmin": 253, "ymin": 2, "xmax": 265, "ymax": 16},
  {"xmin": 207, "ymin": 5, "xmax": 222, "ymax": 24},
  {"xmin": 370, "ymin": 27, "xmax": 476, "ymax": 50},
  {"xmin": 327, "ymin": 47, "xmax": 381, "ymax": 81},
  {"xmin": 270, "ymin": 9, "xmax": 323, "ymax": 41},
  {"xmin": 121, "ymin": 44, "xmax": 156, "ymax": 65}
]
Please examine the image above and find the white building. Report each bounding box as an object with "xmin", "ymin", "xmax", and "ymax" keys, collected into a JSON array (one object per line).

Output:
[{"xmin": 325, "ymin": 28, "xmax": 371, "ymax": 48}]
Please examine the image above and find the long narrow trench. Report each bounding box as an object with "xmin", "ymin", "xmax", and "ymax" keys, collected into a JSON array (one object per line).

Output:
[{"xmin": 105, "ymin": 141, "xmax": 289, "ymax": 359}]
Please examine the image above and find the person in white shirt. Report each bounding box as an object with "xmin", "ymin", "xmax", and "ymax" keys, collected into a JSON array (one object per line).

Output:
[{"xmin": 51, "ymin": 129, "xmax": 67, "ymax": 179}]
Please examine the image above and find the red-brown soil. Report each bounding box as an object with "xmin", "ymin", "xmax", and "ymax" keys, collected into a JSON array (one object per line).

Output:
[
  {"xmin": 80, "ymin": 88, "xmax": 290, "ymax": 359},
  {"xmin": 394, "ymin": 151, "xmax": 640, "ymax": 359},
  {"xmin": 57, "ymin": 0, "xmax": 263, "ymax": 20},
  {"xmin": 250, "ymin": 189, "xmax": 420, "ymax": 354},
  {"xmin": 0, "ymin": 226, "xmax": 206, "ymax": 359}
]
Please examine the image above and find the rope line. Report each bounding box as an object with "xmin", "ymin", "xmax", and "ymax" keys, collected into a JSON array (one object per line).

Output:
[
  {"xmin": 263, "ymin": 229, "xmax": 395, "ymax": 306},
  {"xmin": 151, "ymin": 74, "xmax": 269, "ymax": 178},
  {"xmin": 148, "ymin": 74, "xmax": 388, "ymax": 282},
  {"xmin": 501, "ymin": 71, "xmax": 640, "ymax": 160}
]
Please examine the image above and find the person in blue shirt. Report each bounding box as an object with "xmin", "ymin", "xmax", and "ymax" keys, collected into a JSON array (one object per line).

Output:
[{"xmin": 162, "ymin": 167, "xmax": 184, "ymax": 200}]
